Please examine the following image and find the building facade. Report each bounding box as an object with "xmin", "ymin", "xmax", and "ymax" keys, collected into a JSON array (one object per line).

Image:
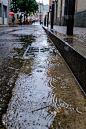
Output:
[
  {"xmin": 8, "ymin": 0, "xmax": 11, "ymax": 12},
  {"xmin": 49, "ymin": 0, "xmax": 55, "ymax": 23},
  {"xmin": 54, "ymin": 0, "xmax": 67, "ymax": 26},
  {"xmin": 37, "ymin": 2, "xmax": 49, "ymax": 22},
  {"xmin": 53, "ymin": 0, "xmax": 86, "ymax": 27},
  {"xmin": 0, "ymin": 0, "xmax": 9, "ymax": 25},
  {"xmin": 74, "ymin": 0, "xmax": 86, "ymax": 27}
]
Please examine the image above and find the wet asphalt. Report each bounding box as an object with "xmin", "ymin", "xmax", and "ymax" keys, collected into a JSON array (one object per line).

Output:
[{"xmin": 0, "ymin": 23, "xmax": 86, "ymax": 129}]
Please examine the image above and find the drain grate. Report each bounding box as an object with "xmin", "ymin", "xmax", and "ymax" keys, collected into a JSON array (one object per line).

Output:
[
  {"xmin": 27, "ymin": 47, "xmax": 39, "ymax": 53},
  {"xmin": 40, "ymin": 46, "xmax": 50, "ymax": 52},
  {"xmin": 23, "ymin": 46, "xmax": 50, "ymax": 57}
]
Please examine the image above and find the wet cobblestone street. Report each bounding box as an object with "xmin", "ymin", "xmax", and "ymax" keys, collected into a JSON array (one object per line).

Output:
[{"xmin": 0, "ymin": 24, "xmax": 86, "ymax": 129}]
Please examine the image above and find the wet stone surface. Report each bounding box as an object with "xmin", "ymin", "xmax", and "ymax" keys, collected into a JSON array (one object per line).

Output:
[
  {"xmin": 0, "ymin": 26, "xmax": 36, "ymax": 128},
  {"xmin": 0, "ymin": 25, "xmax": 86, "ymax": 129},
  {"xmin": 47, "ymin": 25, "xmax": 86, "ymax": 57}
]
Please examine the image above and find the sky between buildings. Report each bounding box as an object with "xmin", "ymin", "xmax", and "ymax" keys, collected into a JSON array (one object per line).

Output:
[{"xmin": 36, "ymin": 0, "xmax": 49, "ymax": 5}]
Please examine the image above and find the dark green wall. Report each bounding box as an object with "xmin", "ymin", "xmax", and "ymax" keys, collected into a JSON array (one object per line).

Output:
[{"xmin": 74, "ymin": 10, "xmax": 86, "ymax": 27}]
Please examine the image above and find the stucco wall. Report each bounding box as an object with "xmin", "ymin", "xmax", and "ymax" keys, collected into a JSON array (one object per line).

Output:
[
  {"xmin": 49, "ymin": 0, "xmax": 55, "ymax": 9},
  {"xmin": 77, "ymin": 0, "xmax": 86, "ymax": 12},
  {"xmin": 3, "ymin": 0, "xmax": 8, "ymax": 6},
  {"xmin": 57, "ymin": 0, "xmax": 61, "ymax": 18},
  {"xmin": 0, "ymin": 17, "xmax": 2, "ymax": 24},
  {"xmin": 74, "ymin": 0, "xmax": 86, "ymax": 27},
  {"xmin": 74, "ymin": 10, "xmax": 86, "ymax": 27},
  {"xmin": 0, "ymin": 0, "xmax": 8, "ymax": 25},
  {"xmin": 4, "ymin": 18, "xmax": 7, "ymax": 24},
  {"xmin": 0, "ymin": 0, "xmax": 8, "ymax": 6}
]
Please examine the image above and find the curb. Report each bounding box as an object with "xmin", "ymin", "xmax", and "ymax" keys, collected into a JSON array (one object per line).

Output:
[
  {"xmin": 0, "ymin": 25, "xmax": 18, "ymax": 27},
  {"xmin": 43, "ymin": 26, "xmax": 86, "ymax": 96}
]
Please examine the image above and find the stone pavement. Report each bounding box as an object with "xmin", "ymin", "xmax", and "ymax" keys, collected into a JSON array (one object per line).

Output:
[
  {"xmin": 52, "ymin": 25, "xmax": 86, "ymax": 42},
  {"xmin": 48, "ymin": 25, "xmax": 86, "ymax": 57}
]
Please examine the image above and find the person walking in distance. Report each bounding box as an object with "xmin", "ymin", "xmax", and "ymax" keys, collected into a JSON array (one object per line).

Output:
[
  {"xmin": 12, "ymin": 14, "xmax": 15, "ymax": 25},
  {"xmin": 19, "ymin": 14, "xmax": 22, "ymax": 25}
]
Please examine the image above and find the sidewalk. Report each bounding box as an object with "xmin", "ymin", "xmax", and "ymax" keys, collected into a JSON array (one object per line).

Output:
[{"xmin": 48, "ymin": 25, "xmax": 86, "ymax": 57}]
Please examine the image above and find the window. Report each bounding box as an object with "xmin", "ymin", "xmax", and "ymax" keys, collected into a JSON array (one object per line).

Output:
[{"xmin": 3, "ymin": 5, "xmax": 7, "ymax": 18}]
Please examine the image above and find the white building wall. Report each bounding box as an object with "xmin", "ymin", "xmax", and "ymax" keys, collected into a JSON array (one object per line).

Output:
[
  {"xmin": 0, "ymin": 0, "xmax": 8, "ymax": 25},
  {"xmin": 3, "ymin": 0, "xmax": 8, "ymax": 6},
  {"xmin": 0, "ymin": 17, "xmax": 2, "ymax": 24},
  {"xmin": 4, "ymin": 18, "xmax": 7, "ymax": 24},
  {"xmin": 0, "ymin": 0, "xmax": 8, "ymax": 6}
]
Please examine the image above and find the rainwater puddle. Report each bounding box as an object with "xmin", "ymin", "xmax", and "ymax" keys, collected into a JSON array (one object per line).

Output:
[{"xmin": 2, "ymin": 25, "xmax": 86, "ymax": 129}]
